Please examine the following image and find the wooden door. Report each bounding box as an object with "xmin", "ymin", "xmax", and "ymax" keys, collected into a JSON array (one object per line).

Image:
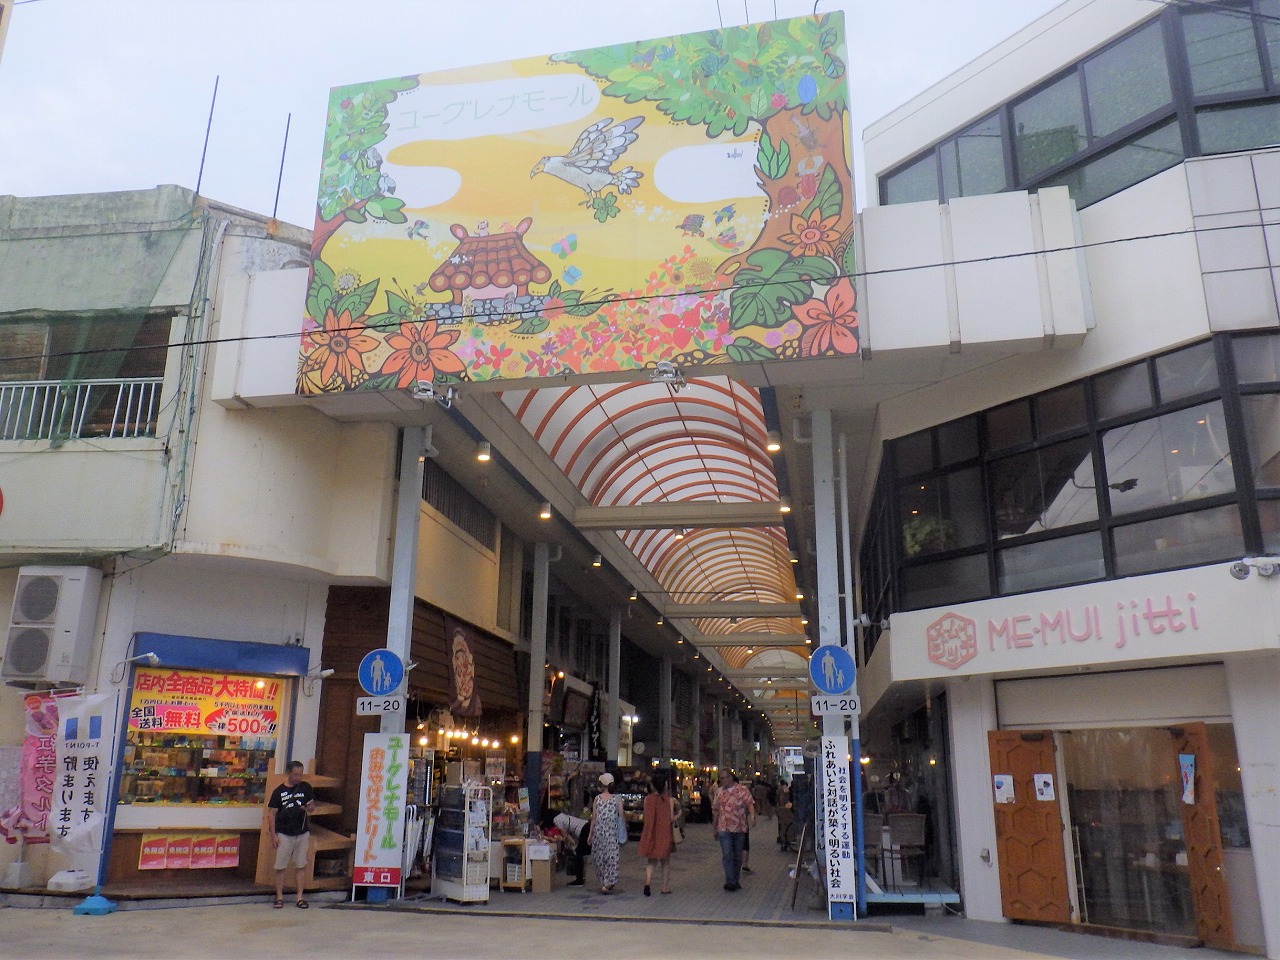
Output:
[
  {"xmin": 1171, "ymin": 723, "xmax": 1235, "ymax": 951},
  {"xmin": 988, "ymin": 730, "xmax": 1071, "ymax": 923}
]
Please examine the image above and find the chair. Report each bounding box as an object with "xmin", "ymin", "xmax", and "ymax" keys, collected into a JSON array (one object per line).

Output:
[
  {"xmin": 862, "ymin": 812, "xmax": 884, "ymax": 884},
  {"xmin": 884, "ymin": 813, "xmax": 926, "ymax": 890}
]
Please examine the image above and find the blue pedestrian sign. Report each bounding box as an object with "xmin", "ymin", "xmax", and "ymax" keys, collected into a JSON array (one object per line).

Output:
[
  {"xmin": 358, "ymin": 649, "xmax": 404, "ymax": 697},
  {"xmin": 809, "ymin": 644, "xmax": 856, "ymax": 696}
]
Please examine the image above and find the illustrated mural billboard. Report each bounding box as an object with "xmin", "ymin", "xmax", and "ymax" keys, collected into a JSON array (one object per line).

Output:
[{"xmin": 298, "ymin": 13, "xmax": 854, "ymax": 395}]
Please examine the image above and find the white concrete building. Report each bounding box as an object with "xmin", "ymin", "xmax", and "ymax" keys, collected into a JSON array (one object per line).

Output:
[{"xmin": 850, "ymin": 0, "xmax": 1280, "ymax": 954}]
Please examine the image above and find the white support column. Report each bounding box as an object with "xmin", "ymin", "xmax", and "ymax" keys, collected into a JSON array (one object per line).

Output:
[
  {"xmin": 715, "ymin": 699, "xmax": 725, "ymax": 771},
  {"xmin": 692, "ymin": 680, "xmax": 702, "ymax": 767},
  {"xmin": 382, "ymin": 425, "xmax": 426, "ymax": 735},
  {"xmin": 1226, "ymin": 655, "xmax": 1280, "ymax": 959},
  {"xmin": 606, "ymin": 607, "xmax": 622, "ymax": 765},
  {"xmin": 947, "ymin": 677, "xmax": 1005, "ymax": 924},
  {"xmin": 525, "ymin": 542, "xmax": 551, "ymax": 798},
  {"xmin": 659, "ymin": 655, "xmax": 673, "ymax": 765}
]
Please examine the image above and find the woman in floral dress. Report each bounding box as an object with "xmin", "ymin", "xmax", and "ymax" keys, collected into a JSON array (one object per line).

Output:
[{"xmin": 588, "ymin": 772, "xmax": 623, "ymax": 893}]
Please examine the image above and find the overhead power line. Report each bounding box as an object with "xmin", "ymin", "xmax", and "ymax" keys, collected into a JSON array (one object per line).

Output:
[{"xmin": 2, "ymin": 214, "xmax": 1273, "ymax": 367}]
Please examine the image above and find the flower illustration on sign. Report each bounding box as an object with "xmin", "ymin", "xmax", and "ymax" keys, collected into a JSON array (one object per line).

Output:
[
  {"xmin": 795, "ymin": 277, "xmax": 859, "ymax": 357},
  {"xmin": 380, "ymin": 320, "xmax": 465, "ymax": 388}
]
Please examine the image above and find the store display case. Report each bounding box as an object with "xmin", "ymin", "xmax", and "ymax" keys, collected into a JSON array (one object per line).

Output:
[
  {"xmin": 432, "ymin": 785, "xmax": 491, "ymax": 903},
  {"xmin": 118, "ymin": 733, "xmax": 274, "ymax": 806}
]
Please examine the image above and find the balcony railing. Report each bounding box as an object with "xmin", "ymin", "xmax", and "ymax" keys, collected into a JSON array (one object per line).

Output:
[{"xmin": 0, "ymin": 378, "xmax": 164, "ymax": 441}]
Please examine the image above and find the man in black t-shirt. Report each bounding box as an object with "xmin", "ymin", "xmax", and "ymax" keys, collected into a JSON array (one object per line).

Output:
[{"xmin": 268, "ymin": 760, "xmax": 315, "ymax": 908}]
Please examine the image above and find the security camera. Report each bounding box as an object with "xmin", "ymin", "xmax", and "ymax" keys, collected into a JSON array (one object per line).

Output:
[
  {"xmin": 143, "ymin": 652, "xmax": 160, "ymax": 666},
  {"xmin": 1230, "ymin": 557, "xmax": 1279, "ymax": 580}
]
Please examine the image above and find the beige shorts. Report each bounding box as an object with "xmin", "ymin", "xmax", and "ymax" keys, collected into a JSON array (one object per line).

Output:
[{"xmin": 274, "ymin": 832, "xmax": 310, "ymax": 871}]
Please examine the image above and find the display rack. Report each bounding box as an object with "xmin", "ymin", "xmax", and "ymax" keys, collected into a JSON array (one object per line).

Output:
[
  {"xmin": 254, "ymin": 771, "xmax": 354, "ymax": 891},
  {"xmin": 432, "ymin": 785, "xmax": 491, "ymax": 903}
]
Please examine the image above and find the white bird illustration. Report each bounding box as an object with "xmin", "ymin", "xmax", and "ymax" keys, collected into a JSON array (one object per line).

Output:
[{"xmin": 531, "ymin": 116, "xmax": 644, "ymax": 205}]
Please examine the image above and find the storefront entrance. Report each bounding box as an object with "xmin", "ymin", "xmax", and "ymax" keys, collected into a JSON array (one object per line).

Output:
[{"xmin": 988, "ymin": 721, "xmax": 1247, "ymax": 950}]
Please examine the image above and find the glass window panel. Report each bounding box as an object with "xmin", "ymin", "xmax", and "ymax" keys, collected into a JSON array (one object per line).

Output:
[
  {"xmin": 1241, "ymin": 393, "xmax": 1280, "ymax": 487},
  {"xmin": 989, "ymin": 437, "xmax": 1098, "ymax": 538},
  {"xmin": 941, "ymin": 113, "xmax": 1007, "ymax": 200},
  {"xmin": 1182, "ymin": 5, "xmax": 1264, "ymax": 97},
  {"xmin": 901, "ymin": 553, "xmax": 989, "ymax": 610},
  {"xmin": 1102, "ymin": 401, "xmax": 1234, "ymax": 514},
  {"xmin": 938, "ymin": 417, "xmax": 978, "ymax": 466},
  {"xmin": 987, "ymin": 399, "xmax": 1033, "ymax": 451},
  {"xmin": 1083, "ymin": 22, "xmax": 1172, "ymax": 139},
  {"xmin": 1112, "ymin": 503, "xmax": 1244, "ymax": 576},
  {"xmin": 1036, "ymin": 384, "xmax": 1088, "ymax": 437},
  {"xmin": 1265, "ymin": 0, "xmax": 1280, "ymax": 86},
  {"xmin": 884, "ymin": 153, "xmax": 940, "ymax": 205},
  {"xmin": 1095, "ymin": 362, "xmax": 1153, "ymax": 420},
  {"xmin": 997, "ymin": 531, "xmax": 1105, "ymax": 594},
  {"xmin": 1258, "ymin": 498, "xmax": 1280, "ymax": 553},
  {"xmin": 1233, "ymin": 333, "xmax": 1280, "ymax": 382},
  {"xmin": 1014, "ymin": 72, "xmax": 1088, "ymax": 181},
  {"xmin": 1041, "ymin": 120, "xmax": 1184, "ymax": 208},
  {"xmin": 1061, "ymin": 729, "xmax": 1196, "ymax": 937},
  {"xmin": 1156, "ymin": 340, "xmax": 1218, "ymax": 402},
  {"xmin": 899, "ymin": 467, "xmax": 985, "ymax": 558},
  {"xmin": 1197, "ymin": 100, "xmax": 1280, "ymax": 155},
  {"xmin": 895, "ymin": 431, "xmax": 933, "ymax": 477}
]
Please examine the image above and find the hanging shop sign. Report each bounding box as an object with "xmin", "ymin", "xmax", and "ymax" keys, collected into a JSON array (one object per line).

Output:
[
  {"xmin": 127, "ymin": 667, "xmax": 283, "ymax": 737},
  {"xmin": 297, "ymin": 13, "xmax": 855, "ymax": 396},
  {"xmin": 818, "ymin": 734, "xmax": 856, "ymax": 905},
  {"xmin": 52, "ymin": 692, "xmax": 117, "ymax": 875},
  {"xmin": 445, "ymin": 618, "xmax": 482, "ymax": 719},
  {"xmin": 353, "ymin": 732, "xmax": 410, "ymax": 888}
]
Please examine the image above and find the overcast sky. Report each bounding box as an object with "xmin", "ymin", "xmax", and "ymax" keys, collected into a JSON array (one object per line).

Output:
[{"xmin": 0, "ymin": 0, "xmax": 1060, "ymax": 227}]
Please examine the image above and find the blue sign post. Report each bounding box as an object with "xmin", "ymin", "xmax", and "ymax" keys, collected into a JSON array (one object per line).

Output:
[
  {"xmin": 358, "ymin": 649, "xmax": 405, "ymax": 697},
  {"xmin": 809, "ymin": 644, "xmax": 856, "ymax": 696}
]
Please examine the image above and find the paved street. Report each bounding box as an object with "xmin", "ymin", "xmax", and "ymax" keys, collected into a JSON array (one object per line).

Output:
[{"xmin": 2, "ymin": 817, "xmax": 1252, "ymax": 959}]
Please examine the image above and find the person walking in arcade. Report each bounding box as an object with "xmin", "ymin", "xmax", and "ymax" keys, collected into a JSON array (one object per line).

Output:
[
  {"xmin": 712, "ymin": 769, "xmax": 755, "ymax": 891},
  {"xmin": 588, "ymin": 772, "xmax": 624, "ymax": 894},
  {"xmin": 637, "ymin": 770, "xmax": 675, "ymax": 896}
]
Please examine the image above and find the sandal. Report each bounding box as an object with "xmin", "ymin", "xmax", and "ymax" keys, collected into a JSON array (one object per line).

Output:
[
  {"xmin": 295, "ymin": 899, "xmax": 309, "ymax": 908},
  {"xmin": 273, "ymin": 899, "xmax": 284, "ymax": 909},
  {"xmin": 660, "ymin": 888, "xmax": 672, "ymax": 894}
]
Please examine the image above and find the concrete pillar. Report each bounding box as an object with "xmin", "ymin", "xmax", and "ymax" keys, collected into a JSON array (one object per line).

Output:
[
  {"xmin": 715, "ymin": 698, "xmax": 725, "ymax": 771},
  {"xmin": 692, "ymin": 680, "xmax": 701, "ymax": 768},
  {"xmin": 1226, "ymin": 655, "xmax": 1280, "ymax": 959},
  {"xmin": 947, "ymin": 676, "xmax": 1005, "ymax": 924},
  {"xmin": 606, "ymin": 607, "xmax": 622, "ymax": 766},
  {"xmin": 659, "ymin": 655, "xmax": 673, "ymax": 765},
  {"xmin": 382, "ymin": 425, "xmax": 426, "ymax": 735},
  {"xmin": 525, "ymin": 542, "xmax": 550, "ymax": 802}
]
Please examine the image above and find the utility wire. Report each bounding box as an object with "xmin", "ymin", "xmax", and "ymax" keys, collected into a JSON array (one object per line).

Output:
[{"xmin": 2, "ymin": 214, "xmax": 1274, "ymax": 367}]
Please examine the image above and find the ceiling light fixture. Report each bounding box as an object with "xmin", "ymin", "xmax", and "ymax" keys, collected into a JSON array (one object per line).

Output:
[
  {"xmin": 656, "ymin": 616, "xmax": 664, "ymax": 626},
  {"xmin": 475, "ymin": 440, "xmax": 491, "ymax": 462},
  {"xmin": 779, "ymin": 497, "xmax": 791, "ymax": 514},
  {"xmin": 765, "ymin": 430, "xmax": 782, "ymax": 453},
  {"xmin": 539, "ymin": 501, "xmax": 552, "ymax": 520},
  {"xmin": 629, "ymin": 590, "xmax": 638, "ymax": 601},
  {"xmin": 789, "ymin": 551, "xmax": 799, "ymax": 564},
  {"xmin": 592, "ymin": 554, "xmax": 602, "ymax": 568}
]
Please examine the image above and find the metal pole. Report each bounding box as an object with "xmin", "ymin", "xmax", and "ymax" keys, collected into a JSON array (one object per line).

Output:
[
  {"xmin": 382, "ymin": 426, "xmax": 426, "ymax": 734},
  {"xmin": 812, "ymin": 408, "xmax": 855, "ymax": 921},
  {"xmin": 194, "ymin": 76, "xmax": 220, "ymax": 196},
  {"xmin": 525, "ymin": 542, "xmax": 551, "ymax": 804},
  {"xmin": 838, "ymin": 431, "xmax": 867, "ymax": 915}
]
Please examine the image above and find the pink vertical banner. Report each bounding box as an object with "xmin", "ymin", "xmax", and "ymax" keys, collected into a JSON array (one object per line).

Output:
[{"xmin": 0, "ymin": 695, "xmax": 59, "ymax": 845}]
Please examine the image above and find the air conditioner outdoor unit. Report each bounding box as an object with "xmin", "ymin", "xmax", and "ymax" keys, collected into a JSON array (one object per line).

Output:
[{"xmin": 2, "ymin": 566, "xmax": 103, "ymax": 687}]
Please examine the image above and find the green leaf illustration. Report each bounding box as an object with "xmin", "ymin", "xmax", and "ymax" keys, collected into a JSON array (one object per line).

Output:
[
  {"xmin": 726, "ymin": 337, "xmax": 777, "ymax": 363},
  {"xmin": 513, "ymin": 316, "xmax": 550, "ymax": 335},
  {"xmin": 333, "ymin": 278, "xmax": 380, "ymax": 319},
  {"xmin": 730, "ymin": 249, "xmax": 836, "ymax": 329},
  {"xmin": 802, "ymin": 164, "xmax": 843, "ymax": 222}
]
